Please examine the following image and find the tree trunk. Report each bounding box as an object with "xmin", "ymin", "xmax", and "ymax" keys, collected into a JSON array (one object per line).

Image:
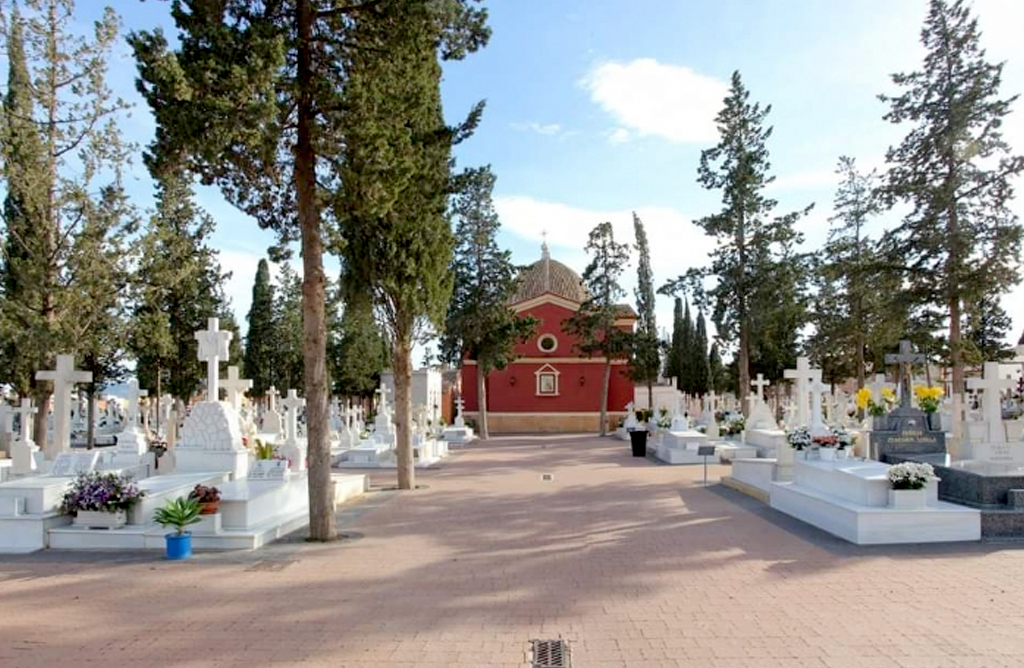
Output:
[
  {"xmin": 599, "ymin": 358, "xmax": 611, "ymax": 436},
  {"xmin": 86, "ymin": 388, "xmax": 96, "ymax": 449},
  {"xmin": 34, "ymin": 388, "xmax": 52, "ymax": 457},
  {"xmin": 296, "ymin": 0, "xmax": 335, "ymax": 542},
  {"xmin": 477, "ymin": 365, "xmax": 489, "ymax": 440},
  {"xmin": 738, "ymin": 324, "xmax": 750, "ymax": 417},
  {"xmin": 394, "ymin": 335, "xmax": 415, "ymax": 489},
  {"xmin": 647, "ymin": 381, "xmax": 653, "ymax": 411},
  {"xmin": 855, "ymin": 297, "xmax": 866, "ymax": 389}
]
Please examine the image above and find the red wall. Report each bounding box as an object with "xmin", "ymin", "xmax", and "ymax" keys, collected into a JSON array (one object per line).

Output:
[{"xmin": 460, "ymin": 297, "xmax": 634, "ymax": 415}]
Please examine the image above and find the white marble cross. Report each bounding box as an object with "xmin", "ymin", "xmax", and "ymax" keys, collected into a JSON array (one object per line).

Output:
[
  {"xmin": 752, "ymin": 373, "xmax": 770, "ymax": 402},
  {"xmin": 281, "ymin": 389, "xmax": 306, "ymax": 443},
  {"xmin": 784, "ymin": 357, "xmax": 820, "ymax": 427},
  {"xmin": 14, "ymin": 398, "xmax": 37, "ymax": 443},
  {"xmin": 221, "ymin": 366, "xmax": 253, "ymax": 411},
  {"xmin": 124, "ymin": 379, "xmax": 148, "ymax": 426},
  {"xmin": 266, "ymin": 386, "xmax": 280, "ymax": 411},
  {"xmin": 195, "ymin": 317, "xmax": 233, "ymax": 402},
  {"xmin": 967, "ymin": 362, "xmax": 1016, "ymax": 444},
  {"xmin": 36, "ymin": 355, "xmax": 92, "ymax": 456},
  {"xmin": 454, "ymin": 395, "xmax": 465, "ymax": 417},
  {"xmin": 809, "ymin": 378, "xmax": 828, "ymax": 435},
  {"xmin": 377, "ymin": 383, "xmax": 391, "ymax": 413}
]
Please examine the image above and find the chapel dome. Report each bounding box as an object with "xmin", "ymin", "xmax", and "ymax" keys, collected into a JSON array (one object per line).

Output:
[{"xmin": 511, "ymin": 242, "xmax": 587, "ymax": 304}]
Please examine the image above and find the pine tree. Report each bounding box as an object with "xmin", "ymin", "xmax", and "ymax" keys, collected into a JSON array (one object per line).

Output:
[
  {"xmin": 964, "ymin": 295, "xmax": 1013, "ymax": 364},
  {"xmin": 337, "ymin": 0, "xmax": 489, "ymax": 488},
  {"xmin": 629, "ymin": 213, "xmax": 659, "ymax": 407},
  {"xmin": 564, "ymin": 222, "xmax": 631, "ymax": 436},
  {"xmin": 880, "ymin": 0, "xmax": 1024, "ymax": 396},
  {"xmin": 442, "ymin": 165, "xmax": 535, "ymax": 440},
  {"xmin": 692, "ymin": 310, "xmax": 710, "ymax": 395},
  {"xmin": 132, "ymin": 0, "xmax": 489, "ymax": 533},
  {"xmin": 129, "ymin": 169, "xmax": 229, "ymax": 405},
  {"xmin": 0, "ymin": 1, "xmax": 132, "ymax": 450},
  {"xmin": 244, "ymin": 259, "xmax": 275, "ymax": 397},
  {"xmin": 670, "ymin": 71, "xmax": 811, "ymax": 414}
]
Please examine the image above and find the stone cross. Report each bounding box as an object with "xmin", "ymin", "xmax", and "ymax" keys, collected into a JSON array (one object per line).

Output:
[
  {"xmin": 454, "ymin": 395, "xmax": 465, "ymax": 418},
  {"xmin": 809, "ymin": 378, "xmax": 828, "ymax": 435},
  {"xmin": 124, "ymin": 378, "xmax": 148, "ymax": 426},
  {"xmin": 14, "ymin": 397, "xmax": 37, "ymax": 443},
  {"xmin": 784, "ymin": 357, "xmax": 820, "ymax": 427},
  {"xmin": 221, "ymin": 366, "xmax": 253, "ymax": 411},
  {"xmin": 376, "ymin": 383, "xmax": 391, "ymax": 413},
  {"xmin": 966, "ymin": 362, "xmax": 1016, "ymax": 444},
  {"xmin": 281, "ymin": 389, "xmax": 305, "ymax": 443},
  {"xmin": 752, "ymin": 373, "xmax": 770, "ymax": 402},
  {"xmin": 885, "ymin": 340, "xmax": 927, "ymax": 410},
  {"xmin": 36, "ymin": 355, "xmax": 92, "ymax": 456},
  {"xmin": 195, "ymin": 317, "xmax": 233, "ymax": 402}
]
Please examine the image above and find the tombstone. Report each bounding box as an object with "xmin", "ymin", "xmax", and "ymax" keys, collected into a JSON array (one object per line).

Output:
[
  {"xmin": 747, "ymin": 375, "xmax": 778, "ymax": 431},
  {"xmin": 0, "ymin": 401, "xmax": 13, "ymax": 458},
  {"xmin": 809, "ymin": 378, "xmax": 829, "ymax": 437},
  {"xmin": 176, "ymin": 318, "xmax": 249, "ymax": 479},
  {"xmin": 221, "ymin": 366, "xmax": 253, "ymax": 412},
  {"xmin": 279, "ymin": 389, "xmax": 307, "ymax": 472},
  {"xmin": 873, "ymin": 340, "xmax": 946, "ymax": 462},
  {"xmin": 262, "ymin": 386, "xmax": 283, "ymax": 436},
  {"xmin": 784, "ymin": 357, "xmax": 819, "ymax": 428},
  {"xmin": 113, "ymin": 380, "xmax": 150, "ymax": 464},
  {"xmin": 11, "ymin": 399, "xmax": 40, "ymax": 475},
  {"xmin": 443, "ymin": 394, "xmax": 475, "ymax": 444},
  {"xmin": 248, "ymin": 458, "xmax": 290, "ymax": 481},
  {"xmin": 452, "ymin": 394, "xmax": 465, "ymax": 429},
  {"xmin": 48, "ymin": 450, "xmax": 100, "ymax": 477},
  {"xmin": 35, "ymin": 355, "xmax": 92, "ymax": 459},
  {"xmin": 964, "ymin": 362, "xmax": 1020, "ymax": 464}
]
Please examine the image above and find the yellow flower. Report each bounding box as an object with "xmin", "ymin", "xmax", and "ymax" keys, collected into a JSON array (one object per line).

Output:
[
  {"xmin": 855, "ymin": 387, "xmax": 872, "ymax": 410},
  {"xmin": 881, "ymin": 387, "xmax": 897, "ymax": 404}
]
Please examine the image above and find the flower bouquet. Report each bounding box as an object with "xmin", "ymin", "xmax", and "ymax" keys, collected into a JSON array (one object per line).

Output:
[
  {"xmin": 60, "ymin": 471, "xmax": 145, "ymax": 516},
  {"xmin": 887, "ymin": 462, "xmax": 935, "ymax": 490},
  {"xmin": 855, "ymin": 387, "xmax": 895, "ymax": 417},
  {"xmin": 786, "ymin": 426, "xmax": 812, "ymax": 451},
  {"xmin": 914, "ymin": 385, "xmax": 943, "ymax": 413}
]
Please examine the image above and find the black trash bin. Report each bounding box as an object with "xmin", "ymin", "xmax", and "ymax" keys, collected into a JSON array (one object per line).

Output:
[{"xmin": 628, "ymin": 429, "xmax": 648, "ymax": 457}]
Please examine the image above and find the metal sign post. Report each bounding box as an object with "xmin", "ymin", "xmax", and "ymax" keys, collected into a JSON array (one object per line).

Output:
[{"xmin": 697, "ymin": 445, "xmax": 716, "ymax": 487}]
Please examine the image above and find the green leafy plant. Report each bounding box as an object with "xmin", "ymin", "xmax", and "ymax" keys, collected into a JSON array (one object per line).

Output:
[
  {"xmin": 153, "ymin": 496, "xmax": 203, "ymax": 536},
  {"xmin": 254, "ymin": 439, "xmax": 276, "ymax": 460}
]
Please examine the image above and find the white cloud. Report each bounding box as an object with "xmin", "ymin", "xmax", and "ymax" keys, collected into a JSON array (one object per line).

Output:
[
  {"xmin": 510, "ymin": 121, "xmax": 564, "ymax": 136},
  {"xmin": 580, "ymin": 59, "xmax": 728, "ymax": 143},
  {"xmin": 769, "ymin": 169, "xmax": 839, "ymax": 193},
  {"xmin": 606, "ymin": 127, "xmax": 631, "ymax": 145}
]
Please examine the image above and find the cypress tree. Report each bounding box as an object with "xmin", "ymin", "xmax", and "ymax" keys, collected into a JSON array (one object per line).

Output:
[
  {"xmin": 880, "ymin": 0, "xmax": 1024, "ymax": 396},
  {"xmin": 708, "ymin": 342, "xmax": 726, "ymax": 394},
  {"xmin": 680, "ymin": 300, "xmax": 693, "ymax": 394},
  {"xmin": 244, "ymin": 259, "xmax": 276, "ymax": 396},
  {"xmin": 329, "ymin": 290, "xmax": 387, "ymax": 400},
  {"xmin": 667, "ymin": 298, "xmax": 684, "ymax": 388},
  {"xmin": 693, "ymin": 310, "xmax": 710, "ymax": 395},
  {"xmin": 629, "ymin": 213, "xmax": 660, "ymax": 407},
  {"xmin": 271, "ymin": 263, "xmax": 304, "ymax": 394}
]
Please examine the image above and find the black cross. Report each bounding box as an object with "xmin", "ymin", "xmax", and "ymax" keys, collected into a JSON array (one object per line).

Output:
[{"xmin": 884, "ymin": 340, "xmax": 926, "ymax": 410}]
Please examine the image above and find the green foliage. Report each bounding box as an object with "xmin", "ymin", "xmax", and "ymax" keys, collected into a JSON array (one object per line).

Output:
[
  {"xmin": 879, "ymin": 0, "xmax": 1024, "ymax": 392},
  {"xmin": 129, "ymin": 169, "xmax": 229, "ymax": 402},
  {"xmin": 964, "ymin": 294, "xmax": 1014, "ymax": 364},
  {"xmin": 271, "ymin": 262, "xmax": 304, "ymax": 393},
  {"xmin": 564, "ymin": 221, "xmax": 631, "ymax": 435},
  {"xmin": 679, "ymin": 300, "xmax": 693, "ymax": 393},
  {"xmin": 153, "ymin": 496, "xmax": 203, "ymax": 536},
  {"xmin": 244, "ymin": 259, "xmax": 276, "ymax": 396},
  {"xmin": 329, "ymin": 290, "xmax": 388, "ymax": 398},
  {"xmin": 692, "ymin": 310, "xmax": 710, "ymax": 395},
  {"xmin": 708, "ymin": 342, "xmax": 728, "ymax": 393},
  {"xmin": 666, "ymin": 71, "xmax": 811, "ymax": 409},
  {"xmin": 443, "ymin": 165, "xmax": 536, "ymax": 374},
  {"xmin": 0, "ymin": 1, "xmax": 133, "ymax": 412},
  {"xmin": 253, "ymin": 439, "xmax": 276, "ymax": 461},
  {"xmin": 629, "ymin": 213, "xmax": 660, "ymax": 393}
]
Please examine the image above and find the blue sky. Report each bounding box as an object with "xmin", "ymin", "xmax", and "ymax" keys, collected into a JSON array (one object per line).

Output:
[{"xmin": 87, "ymin": 1, "xmax": 1024, "ymax": 351}]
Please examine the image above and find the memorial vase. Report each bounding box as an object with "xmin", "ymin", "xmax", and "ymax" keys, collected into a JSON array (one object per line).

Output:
[
  {"xmin": 888, "ymin": 488, "xmax": 927, "ymax": 510},
  {"xmin": 73, "ymin": 510, "xmax": 127, "ymax": 529}
]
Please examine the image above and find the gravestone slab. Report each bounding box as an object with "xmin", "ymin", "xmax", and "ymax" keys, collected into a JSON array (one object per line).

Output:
[
  {"xmin": 49, "ymin": 451, "xmax": 100, "ymax": 477},
  {"xmin": 874, "ymin": 407, "xmax": 946, "ymax": 462},
  {"xmin": 248, "ymin": 459, "xmax": 290, "ymax": 481}
]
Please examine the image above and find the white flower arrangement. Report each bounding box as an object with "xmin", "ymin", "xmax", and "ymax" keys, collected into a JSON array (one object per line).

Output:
[
  {"xmin": 832, "ymin": 426, "xmax": 855, "ymax": 450},
  {"xmin": 786, "ymin": 426, "xmax": 812, "ymax": 450},
  {"xmin": 887, "ymin": 462, "xmax": 935, "ymax": 490}
]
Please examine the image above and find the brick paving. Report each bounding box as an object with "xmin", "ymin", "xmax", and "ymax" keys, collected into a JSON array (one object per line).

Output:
[{"xmin": 3, "ymin": 434, "xmax": 1024, "ymax": 667}]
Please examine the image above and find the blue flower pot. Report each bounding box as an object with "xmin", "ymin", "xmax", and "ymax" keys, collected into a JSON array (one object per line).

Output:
[{"xmin": 165, "ymin": 532, "xmax": 192, "ymax": 560}]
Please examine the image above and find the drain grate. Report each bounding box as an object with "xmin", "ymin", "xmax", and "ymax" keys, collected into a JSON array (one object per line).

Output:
[{"xmin": 532, "ymin": 639, "xmax": 570, "ymax": 668}]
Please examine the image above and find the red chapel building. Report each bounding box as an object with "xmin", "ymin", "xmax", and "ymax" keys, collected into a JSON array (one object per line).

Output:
[{"xmin": 461, "ymin": 243, "xmax": 636, "ymax": 433}]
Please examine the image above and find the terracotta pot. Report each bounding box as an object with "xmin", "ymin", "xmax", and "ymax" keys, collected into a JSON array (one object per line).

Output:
[{"xmin": 198, "ymin": 501, "xmax": 220, "ymax": 515}]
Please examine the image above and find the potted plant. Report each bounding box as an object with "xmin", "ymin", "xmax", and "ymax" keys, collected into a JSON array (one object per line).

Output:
[
  {"xmin": 188, "ymin": 484, "xmax": 221, "ymax": 515},
  {"xmin": 786, "ymin": 426, "xmax": 812, "ymax": 456},
  {"xmin": 153, "ymin": 496, "xmax": 203, "ymax": 560},
  {"xmin": 833, "ymin": 426, "xmax": 855, "ymax": 458},
  {"xmin": 60, "ymin": 471, "xmax": 145, "ymax": 529},
  {"xmin": 886, "ymin": 462, "xmax": 935, "ymax": 510},
  {"xmin": 914, "ymin": 385, "xmax": 944, "ymax": 430}
]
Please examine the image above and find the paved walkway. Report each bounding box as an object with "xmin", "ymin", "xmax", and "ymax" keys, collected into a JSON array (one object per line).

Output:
[{"xmin": 3, "ymin": 435, "xmax": 1024, "ymax": 667}]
